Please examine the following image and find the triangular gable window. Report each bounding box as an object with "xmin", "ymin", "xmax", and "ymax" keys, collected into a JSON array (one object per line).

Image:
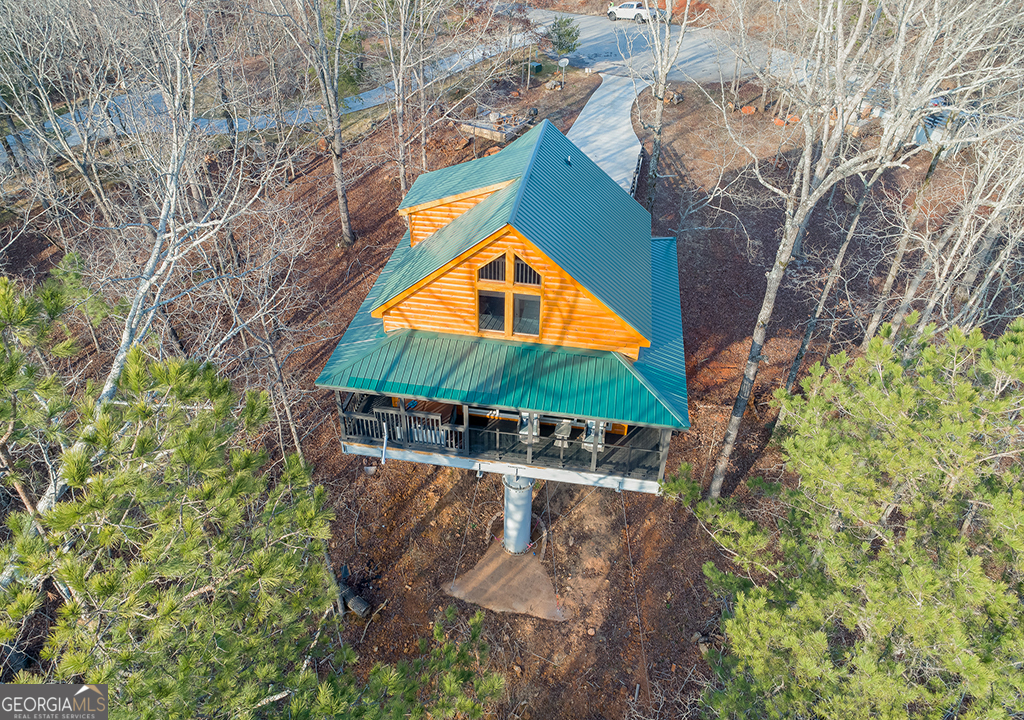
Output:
[
  {"xmin": 478, "ymin": 255, "xmax": 506, "ymax": 282},
  {"xmin": 514, "ymin": 256, "xmax": 541, "ymax": 286}
]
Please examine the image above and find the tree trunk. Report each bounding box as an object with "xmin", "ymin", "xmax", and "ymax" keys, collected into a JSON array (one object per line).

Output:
[
  {"xmin": 646, "ymin": 78, "xmax": 666, "ymax": 212},
  {"xmin": 954, "ymin": 216, "xmax": 1004, "ymax": 303},
  {"xmin": 0, "ymin": 130, "xmax": 15, "ymax": 174},
  {"xmin": 416, "ymin": 65, "xmax": 428, "ymax": 174},
  {"xmin": 266, "ymin": 334, "xmax": 305, "ymax": 466},
  {"xmin": 330, "ymin": 114, "xmax": 355, "ymax": 246},
  {"xmin": 861, "ymin": 219, "xmax": 916, "ymax": 346},
  {"xmin": 158, "ymin": 306, "xmax": 187, "ymax": 356},
  {"xmin": 785, "ymin": 185, "xmax": 870, "ymax": 392},
  {"xmin": 861, "ymin": 156, "xmax": 942, "ymax": 347},
  {"xmin": 395, "ymin": 81, "xmax": 408, "ymax": 193},
  {"xmin": 0, "ymin": 98, "xmax": 29, "ymax": 172},
  {"xmin": 709, "ymin": 220, "xmax": 800, "ymax": 498},
  {"xmin": 959, "ymin": 230, "xmax": 1023, "ymax": 327}
]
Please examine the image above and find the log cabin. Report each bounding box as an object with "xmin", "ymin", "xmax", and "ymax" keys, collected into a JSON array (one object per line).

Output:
[{"xmin": 315, "ymin": 119, "xmax": 688, "ymax": 552}]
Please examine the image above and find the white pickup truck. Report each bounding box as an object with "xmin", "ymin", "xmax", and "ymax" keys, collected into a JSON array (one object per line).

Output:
[{"xmin": 607, "ymin": 2, "xmax": 667, "ymax": 22}]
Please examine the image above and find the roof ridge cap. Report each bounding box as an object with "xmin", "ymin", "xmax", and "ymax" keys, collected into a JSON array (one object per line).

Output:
[{"xmin": 506, "ymin": 119, "xmax": 551, "ymax": 226}]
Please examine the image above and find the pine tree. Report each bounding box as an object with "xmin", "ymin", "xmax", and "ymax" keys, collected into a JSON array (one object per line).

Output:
[
  {"xmin": 0, "ymin": 276, "xmax": 503, "ymax": 719},
  {"xmin": 548, "ymin": 16, "xmax": 581, "ymax": 56},
  {"xmin": 677, "ymin": 319, "xmax": 1024, "ymax": 719}
]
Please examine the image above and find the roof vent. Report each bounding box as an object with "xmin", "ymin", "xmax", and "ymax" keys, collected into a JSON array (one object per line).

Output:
[{"xmin": 566, "ymin": 155, "xmax": 571, "ymax": 165}]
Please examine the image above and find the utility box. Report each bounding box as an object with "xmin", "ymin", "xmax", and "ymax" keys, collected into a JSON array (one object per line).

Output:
[{"xmin": 529, "ymin": 62, "xmax": 542, "ymax": 74}]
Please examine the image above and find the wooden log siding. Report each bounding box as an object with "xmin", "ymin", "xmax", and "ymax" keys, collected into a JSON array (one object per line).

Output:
[
  {"xmin": 406, "ymin": 191, "xmax": 497, "ymax": 246},
  {"xmin": 380, "ymin": 229, "xmax": 648, "ymax": 358}
]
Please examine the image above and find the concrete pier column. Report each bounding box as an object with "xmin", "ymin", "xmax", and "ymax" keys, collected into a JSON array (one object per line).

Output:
[{"xmin": 502, "ymin": 474, "xmax": 534, "ymax": 554}]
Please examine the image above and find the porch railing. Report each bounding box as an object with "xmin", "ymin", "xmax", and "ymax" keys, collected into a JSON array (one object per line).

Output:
[
  {"xmin": 337, "ymin": 393, "xmax": 667, "ymax": 480},
  {"xmin": 342, "ymin": 403, "xmax": 462, "ymax": 452}
]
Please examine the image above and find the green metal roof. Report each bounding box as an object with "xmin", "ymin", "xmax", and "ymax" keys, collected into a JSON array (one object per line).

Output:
[
  {"xmin": 315, "ymin": 237, "xmax": 689, "ymax": 429},
  {"xmin": 371, "ymin": 180, "xmax": 521, "ymax": 313},
  {"xmin": 397, "ymin": 123, "xmax": 543, "ymax": 211},
  {"xmin": 375, "ymin": 120, "xmax": 654, "ymax": 341},
  {"xmin": 509, "ymin": 123, "xmax": 652, "ymax": 340},
  {"xmin": 632, "ymin": 238, "xmax": 688, "ymax": 421},
  {"xmin": 316, "ymin": 126, "xmax": 688, "ymax": 431},
  {"xmin": 316, "ymin": 329, "xmax": 687, "ymax": 428}
]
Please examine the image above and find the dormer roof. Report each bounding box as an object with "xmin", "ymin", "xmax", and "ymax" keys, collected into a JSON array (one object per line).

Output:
[{"xmin": 379, "ymin": 120, "xmax": 653, "ymax": 341}]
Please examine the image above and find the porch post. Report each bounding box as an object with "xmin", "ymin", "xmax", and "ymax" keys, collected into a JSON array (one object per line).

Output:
[
  {"xmin": 397, "ymin": 397, "xmax": 408, "ymax": 441},
  {"xmin": 658, "ymin": 428, "xmax": 673, "ymax": 480},
  {"xmin": 502, "ymin": 473, "xmax": 534, "ymax": 554},
  {"xmin": 335, "ymin": 391, "xmax": 348, "ymax": 442}
]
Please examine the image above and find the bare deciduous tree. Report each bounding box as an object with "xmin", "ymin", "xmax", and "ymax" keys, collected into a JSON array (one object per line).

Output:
[
  {"xmin": 366, "ymin": 0, "xmax": 521, "ymax": 190},
  {"xmin": 707, "ymin": 0, "xmax": 1024, "ymax": 497},
  {"xmin": 264, "ymin": 0, "xmax": 359, "ymax": 245},
  {"xmin": 0, "ymin": 0, "xmax": 306, "ymax": 583},
  {"xmin": 635, "ymin": 0, "xmax": 707, "ymax": 210}
]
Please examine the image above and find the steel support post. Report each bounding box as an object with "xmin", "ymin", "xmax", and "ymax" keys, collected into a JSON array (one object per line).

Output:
[{"xmin": 502, "ymin": 473, "xmax": 535, "ymax": 554}]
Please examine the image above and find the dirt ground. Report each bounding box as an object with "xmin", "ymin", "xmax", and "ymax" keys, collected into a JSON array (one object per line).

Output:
[{"xmin": 281, "ymin": 73, "xmax": 823, "ymax": 719}]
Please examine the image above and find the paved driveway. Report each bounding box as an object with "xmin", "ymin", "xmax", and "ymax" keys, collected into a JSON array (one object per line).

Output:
[
  {"xmin": 565, "ymin": 74, "xmax": 649, "ymax": 191},
  {"xmin": 532, "ymin": 10, "xmax": 753, "ymax": 190},
  {"xmin": 529, "ymin": 9, "xmax": 748, "ymax": 84}
]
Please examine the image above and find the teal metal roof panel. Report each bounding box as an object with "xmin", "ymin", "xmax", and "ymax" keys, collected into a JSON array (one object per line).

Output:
[
  {"xmin": 313, "ymin": 231, "xmax": 412, "ymax": 383},
  {"xmin": 371, "ymin": 179, "xmax": 521, "ymax": 312},
  {"xmin": 648, "ymin": 237, "xmax": 683, "ymax": 346},
  {"xmin": 397, "ymin": 122, "xmax": 544, "ymax": 210},
  {"xmin": 508, "ymin": 121, "xmax": 653, "ymax": 340},
  {"xmin": 316, "ymin": 330, "xmax": 688, "ymax": 428},
  {"xmin": 631, "ymin": 237, "xmax": 689, "ymax": 427}
]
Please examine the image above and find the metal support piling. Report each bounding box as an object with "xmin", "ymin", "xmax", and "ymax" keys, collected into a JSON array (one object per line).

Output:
[{"xmin": 502, "ymin": 473, "xmax": 535, "ymax": 554}]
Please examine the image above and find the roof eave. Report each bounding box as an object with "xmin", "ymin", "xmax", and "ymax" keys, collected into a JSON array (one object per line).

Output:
[
  {"xmin": 615, "ymin": 353, "xmax": 690, "ymax": 429},
  {"xmin": 397, "ymin": 179, "xmax": 518, "ymax": 216}
]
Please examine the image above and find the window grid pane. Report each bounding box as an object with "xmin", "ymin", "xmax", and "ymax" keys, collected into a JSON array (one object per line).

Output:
[
  {"xmin": 513, "ymin": 294, "xmax": 540, "ymax": 335},
  {"xmin": 514, "ymin": 256, "xmax": 541, "ymax": 285},
  {"xmin": 478, "ymin": 256, "xmax": 506, "ymax": 282},
  {"xmin": 479, "ymin": 291, "xmax": 505, "ymax": 332}
]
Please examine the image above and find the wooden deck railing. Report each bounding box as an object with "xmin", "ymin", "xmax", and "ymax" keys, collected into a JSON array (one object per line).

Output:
[
  {"xmin": 336, "ymin": 393, "xmax": 669, "ymax": 480},
  {"xmin": 342, "ymin": 403, "xmax": 462, "ymax": 452}
]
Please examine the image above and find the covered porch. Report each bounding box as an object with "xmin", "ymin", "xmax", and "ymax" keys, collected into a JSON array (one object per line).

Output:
[{"xmin": 335, "ymin": 391, "xmax": 672, "ymax": 484}]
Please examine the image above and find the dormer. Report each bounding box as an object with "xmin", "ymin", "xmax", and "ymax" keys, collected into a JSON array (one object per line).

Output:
[
  {"xmin": 399, "ymin": 181, "xmax": 516, "ymax": 246},
  {"xmin": 395, "ymin": 132, "xmax": 542, "ymax": 247}
]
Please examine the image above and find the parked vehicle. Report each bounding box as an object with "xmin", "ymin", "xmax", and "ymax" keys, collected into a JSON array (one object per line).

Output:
[{"xmin": 607, "ymin": 2, "xmax": 666, "ymax": 22}]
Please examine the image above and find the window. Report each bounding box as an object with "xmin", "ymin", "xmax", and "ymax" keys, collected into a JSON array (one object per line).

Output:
[
  {"xmin": 513, "ymin": 294, "xmax": 540, "ymax": 335},
  {"xmin": 478, "ymin": 255, "xmax": 506, "ymax": 282},
  {"xmin": 476, "ymin": 250, "xmax": 541, "ymax": 338},
  {"xmin": 478, "ymin": 291, "xmax": 505, "ymax": 331},
  {"xmin": 514, "ymin": 256, "xmax": 541, "ymax": 286}
]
